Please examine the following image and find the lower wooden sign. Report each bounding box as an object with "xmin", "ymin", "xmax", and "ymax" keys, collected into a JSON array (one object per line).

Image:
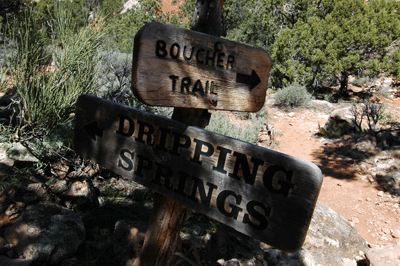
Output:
[{"xmin": 73, "ymin": 94, "xmax": 323, "ymax": 252}]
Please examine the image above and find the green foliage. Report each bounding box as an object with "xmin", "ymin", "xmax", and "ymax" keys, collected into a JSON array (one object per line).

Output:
[
  {"xmin": 103, "ymin": 0, "xmax": 168, "ymax": 53},
  {"xmin": 99, "ymin": 0, "xmax": 123, "ymax": 18},
  {"xmin": 206, "ymin": 112, "xmax": 263, "ymax": 144},
  {"xmin": 11, "ymin": 8, "xmax": 103, "ymax": 133},
  {"xmin": 351, "ymin": 77, "xmax": 372, "ymax": 87},
  {"xmin": 0, "ymin": 123, "xmax": 15, "ymax": 143},
  {"xmin": 176, "ymin": 0, "xmax": 195, "ymax": 28},
  {"xmin": 271, "ymin": 0, "xmax": 400, "ymax": 91},
  {"xmin": 323, "ymin": 93, "xmax": 334, "ymax": 103},
  {"xmin": 274, "ymin": 82, "xmax": 312, "ymax": 108},
  {"xmin": 391, "ymin": 48, "xmax": 400, "ymax": 77},
  {"xmin": 376, "ymin": 86, "xmax": 391, "ymax": 98},
  {"xmin": 318, "ymin": 120, "xmax": 352, "ymax": 139}
]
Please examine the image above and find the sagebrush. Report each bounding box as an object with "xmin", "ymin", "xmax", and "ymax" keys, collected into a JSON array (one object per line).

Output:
[{"xmin": 274, "ymin": 82, "xmax": 312, "ymax": 108}]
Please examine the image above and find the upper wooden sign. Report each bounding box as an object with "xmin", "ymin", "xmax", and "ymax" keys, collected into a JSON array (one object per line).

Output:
[
  {"xmin": 73, "ymin": 94, "xmax": 323, "ymax": 252},
  {"xmin": 132, "ymin": 22, "xmax": 272, "ymax": 112}
]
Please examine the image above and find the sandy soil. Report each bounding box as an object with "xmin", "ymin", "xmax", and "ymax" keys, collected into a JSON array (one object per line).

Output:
[{"xmin": 265, "ymin": 92, "xmax": 400, "ymax": 247}]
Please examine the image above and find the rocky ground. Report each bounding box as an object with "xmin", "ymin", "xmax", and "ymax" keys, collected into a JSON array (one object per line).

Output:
[
  {"xmin": 260, "ymin": 85, "xmax": 400, "ymax": 249},
  {"xmin": 0, "ymin": 79, "xmax": 400, "ymax": 266}
]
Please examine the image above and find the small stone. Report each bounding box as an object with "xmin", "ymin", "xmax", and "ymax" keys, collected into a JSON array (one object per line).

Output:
[
  {"xmin": 352, "ymin": 217, "xmax": 360, "ymax": 224},
  {"xmin": 366, "ymin": 198, "xmax": 372, "ymax": 202},
  {"xmin": 377, "ymin": 191, "xmax": 385, "ymax": 197},
  {"xmin": 368, "ymin": 175, "xmax": 375, "ymax": 183},
  {"xmin": 288, "ymin": 112, "xmax": 295, "ymax": 117},
  {"xmin": 343, "ymin": 135, "xmax": 352, "ymax": 141},
  {"xmin": 391, "ymin": 229, "xmax": 400, "ymax": 239},
  {"xmin": 6, "ymin": 142, "xmax": 38, "ymax": 163},
  {"xmin": 341, "ymin": 258, "xmax": 357, "ymax": 266},
  {"xmin": 382, "ymin": 228, "xmax": 391, "ymax": 235}
]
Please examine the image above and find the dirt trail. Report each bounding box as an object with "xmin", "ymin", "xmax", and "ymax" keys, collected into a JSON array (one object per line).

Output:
[{"xmin": 266, "ymin": 98, "xmax": 400, "ymax": 247}]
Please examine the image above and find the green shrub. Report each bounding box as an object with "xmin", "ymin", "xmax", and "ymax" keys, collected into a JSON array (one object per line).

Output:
[
  {"xmin": 351, "ymin": 100, "xmax": 392, "ymax": 134},
  {"xmin": 376, "ymin": 86, "xmax": 391, "ymax": 98},
  {"xmin": 274, "ymin": 82, "xmax": 312, "ymax": 108},
  {"xmin": 12, "ymin": 9, "xmax": 103, "ymax": 132},
  {"xmin": 206, "ymin": 112, "xmax": 262, "ymax": 144},
  {"xmin": 99, "ymin": 0, "xmax": 123, "ymax": 18},
  {"xmin": 323, "ymin": 93, "xmax": 335, "ymax": 103},
  {"xmin": 351, "ymin": 77, "xmax": 372, "ymax": 87}
]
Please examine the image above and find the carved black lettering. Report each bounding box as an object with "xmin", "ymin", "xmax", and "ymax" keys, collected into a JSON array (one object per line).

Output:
[
  {"xmin": 175, "ymin": 171, "xmax": 190, "ymax": 197},
  {"xmin": 116, "ymin": 114, "xmax": 135, "ymax": 137},
  {"xmin": 263, "ymin": 165, "xmax": 295, "ymax": 197},
  {"xmin": 196, "ymin": 48, "xmax": 205, "ymax": 64},
  {"xmin": 192, "ymin": 80, "xmax": 204, "ymax": 95},
  {"xmin": 189, "ymin": 176, "xmax": 217, "ymax": 207},
  {"xmin": 243, "ymin": 201, "xmax": 270, "ymax": 230},
  {"xmin": 155, "ymin": 40, "xmax": 167, "ymax": 58},
  {"xmin": 226, "ymin": 55, "xmax": 235, "ymax": 70},
  {"xmin": 205, "ymin": 50, "xmax": 216, "ymax": 66},
  {"xmin": 213, "ymin": 146, "xmax": 232, "ymax": 174},
  {"xmin": 183, "ymin": 46, "xmax": 194, "ymax": 61},
  {"xmin": 118, "ymin": 149, "xmax": 134, "ymax": 171},
  {"xmin": 181, "ymin": 77, "xmax": 191, "ymax": 93},
  {"xmin": 156, "ymin": 126, "xmax": 171, "ymax": 152},
  {"xmin": 169, "ymin": 75, "xmax": 179, "ymax": 92},
  {"xmin": 191, "ymin": 139, "xmax": 214, "ymax": 165},
  {"xmin": 153, "ymin": 162, "xmax": 173, "ymax": 190},
  {"xmin": 169, "ymin": 132, "xmax": 191, "ymax": 157},
  {"xmin": 217, "ymin": 190, "xmax": 243, "ymax": 220},
  {"xmin": 229, "ymin": 152, "xmax": 264, "ymax": 186},
  {"xmin": 135, "ymin": 154, "xmax": 153, "ymax": 177},
  {"xmin": 135, "ymin": 120, "xmax": 155, "ymax": 145},
  {"xmin": 170, "ymin": 43, "xmax": 180, "ymax": 59},
  {"xmin": 217, "ymin": 53, "xmax": 225, "ymax": 68}
]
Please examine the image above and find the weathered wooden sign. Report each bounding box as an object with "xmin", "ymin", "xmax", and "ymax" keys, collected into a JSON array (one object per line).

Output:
[
  {"xmin": 73, "ymin": 94, "xmax": 322, "ymax": 252},
  {"xmin": 132, "ymin": 22, "xmax": 272, "ymax": 112}
]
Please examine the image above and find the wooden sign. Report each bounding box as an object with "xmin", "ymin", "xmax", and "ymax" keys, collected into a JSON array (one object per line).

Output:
[
  {"xmin": 73, "ymin": 94, "xmax": 322, "ymax": 252},
  {"xmin": 132, "ymin": 22, "xmax": 272, "ymax": 112}
]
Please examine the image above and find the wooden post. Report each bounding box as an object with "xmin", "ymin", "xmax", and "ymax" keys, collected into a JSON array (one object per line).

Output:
[{"xmin": 133, "ymin": 1, "xmax": 225, "ymax": 265}]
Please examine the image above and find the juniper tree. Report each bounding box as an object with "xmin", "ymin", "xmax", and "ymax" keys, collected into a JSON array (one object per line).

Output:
[{"xmin": 272, "ymin": 0, "xmax": 400, "ymax": 93}]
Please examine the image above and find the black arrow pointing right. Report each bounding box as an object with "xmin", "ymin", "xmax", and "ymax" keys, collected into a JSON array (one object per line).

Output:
[
  {"xmin": 84, "ymin": 121, "xmax": 103, "ymax": 141},
  {"xmin": 236, "ymin": 70, "xmax": 261, "ymax": 91}
]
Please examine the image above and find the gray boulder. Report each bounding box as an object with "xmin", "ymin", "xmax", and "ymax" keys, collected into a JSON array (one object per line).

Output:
[
  {"xmin": 309, "ymin": 100, "xmax": 335, "ymax": 113},
  {"xmin": 4, "ymin": 203, "xmax": 85, "ymax": 265},
  {"xmin": 366, "ymin": 244, "xmax": 400, "ymax": 266},
  {"xmin": 304, "ymin": 201, "xmax": 367, "ymax": 266},
  {"xmin": 6, "ymin": 143, "xmax": 38, "ymax": 163},
  {"xmin": 323, "ymin": 107, "xmax": 357, "ymax": 136}
]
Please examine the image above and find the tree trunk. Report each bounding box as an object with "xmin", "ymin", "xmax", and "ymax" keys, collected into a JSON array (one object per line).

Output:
[
  {"xmin": 339, "ymin": 71, "xmax": 349, "ymax": 95},
  {"xmin": 133, "ymin": 1, "xmax": 225, "ymax": 265}
]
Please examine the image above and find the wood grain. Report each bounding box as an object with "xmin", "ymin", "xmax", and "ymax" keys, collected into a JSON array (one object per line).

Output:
[
  {"xmin": 73, "ymin": 94, "xmax": 323, "ymax": 252},
  {"xmin": 132, "ymin": 22, "xmax": 272, "ymax": 112}
]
